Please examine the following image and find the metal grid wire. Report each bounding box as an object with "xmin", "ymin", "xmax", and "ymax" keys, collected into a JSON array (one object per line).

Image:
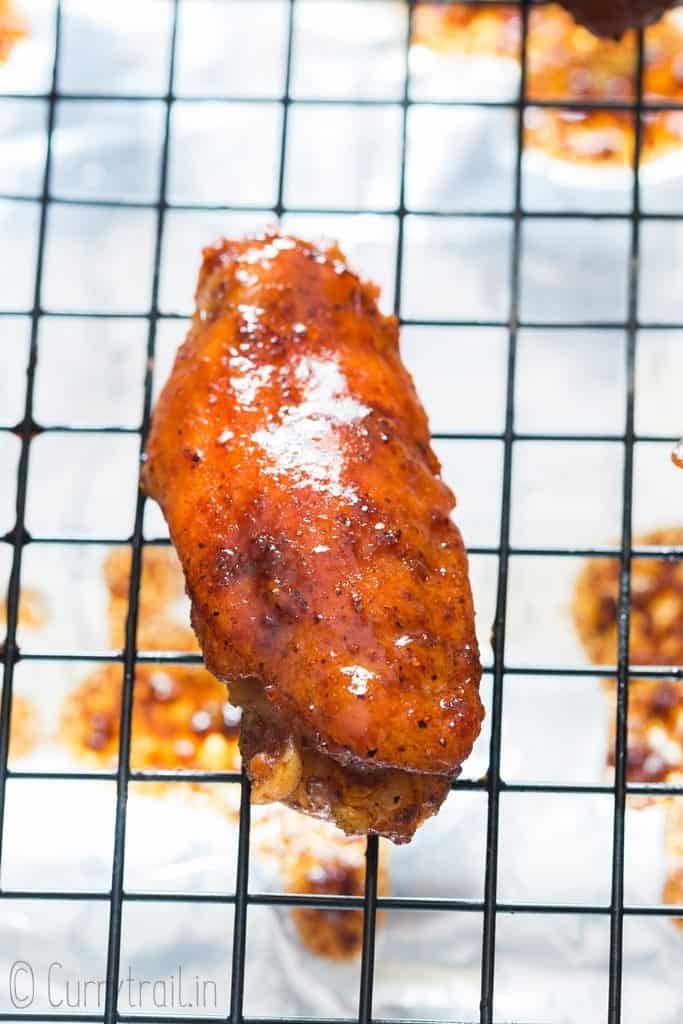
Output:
[{"xmin": 1, "ymin": 1, "xmax": 683, "ymax": 1022}]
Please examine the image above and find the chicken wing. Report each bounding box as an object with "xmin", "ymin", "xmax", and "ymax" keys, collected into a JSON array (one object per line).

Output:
[
  {"xmin": 574, "ymin": 527, "xmax": 683, "ymax": 804},
  {"xmin": 143, "ymin": 232, "xmax": 483, "ymax": 842},
  {"xmin": 413, "ymin": 4, "xmax": 683, "ymax": 169},
  {"xmin": 561, "ymin": 0, "xmax": 675, "ymax": 37},
  {"xmin": 574, "ymin": 527, "xmax": 683, "ymax": 669}
]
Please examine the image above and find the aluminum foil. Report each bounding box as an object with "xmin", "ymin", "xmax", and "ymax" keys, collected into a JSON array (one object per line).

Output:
[{"xmin": 2, "ymin": 2, "xmax": 683, "ymax": 1021}]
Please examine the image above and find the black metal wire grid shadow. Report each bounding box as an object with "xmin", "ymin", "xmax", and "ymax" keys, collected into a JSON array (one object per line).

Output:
[{"xmin": 1, "ymin": 1, "xmax": 683, "ymax": 1023}]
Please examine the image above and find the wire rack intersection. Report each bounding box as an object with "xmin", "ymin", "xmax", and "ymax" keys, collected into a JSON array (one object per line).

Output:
[{"xmin": 1, "ymin": 2, "xmax": 681, "ymax": 1023}]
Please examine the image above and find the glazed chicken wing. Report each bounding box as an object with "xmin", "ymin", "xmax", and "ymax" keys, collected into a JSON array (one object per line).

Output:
[
  {"xmin": 560, "ymin": 0, "xmax": 675, "ymax": 37},
  {"xmin": 413, "ymin": 4, "xmax": 683, "ymax": 169},
  {"xmin": 143, "ymin": 232, "xmax": 483, "ymax": 842}
]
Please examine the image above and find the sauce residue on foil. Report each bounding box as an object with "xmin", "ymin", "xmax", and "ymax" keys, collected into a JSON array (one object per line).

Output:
[{"xmin": 672, "ymin": 438, "xmax": 683, "ymax": 469}]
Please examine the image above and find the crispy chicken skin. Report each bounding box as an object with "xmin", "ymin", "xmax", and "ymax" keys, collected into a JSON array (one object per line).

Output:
[{"xmin": 143, "ymin": 232, "xmax": 483, "ymax": 842}]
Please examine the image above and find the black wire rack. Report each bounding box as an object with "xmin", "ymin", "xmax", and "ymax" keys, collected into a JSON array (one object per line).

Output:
[{"xmin": 2, "ymin": 1, "xmax": 683, "ymax": 1023}]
